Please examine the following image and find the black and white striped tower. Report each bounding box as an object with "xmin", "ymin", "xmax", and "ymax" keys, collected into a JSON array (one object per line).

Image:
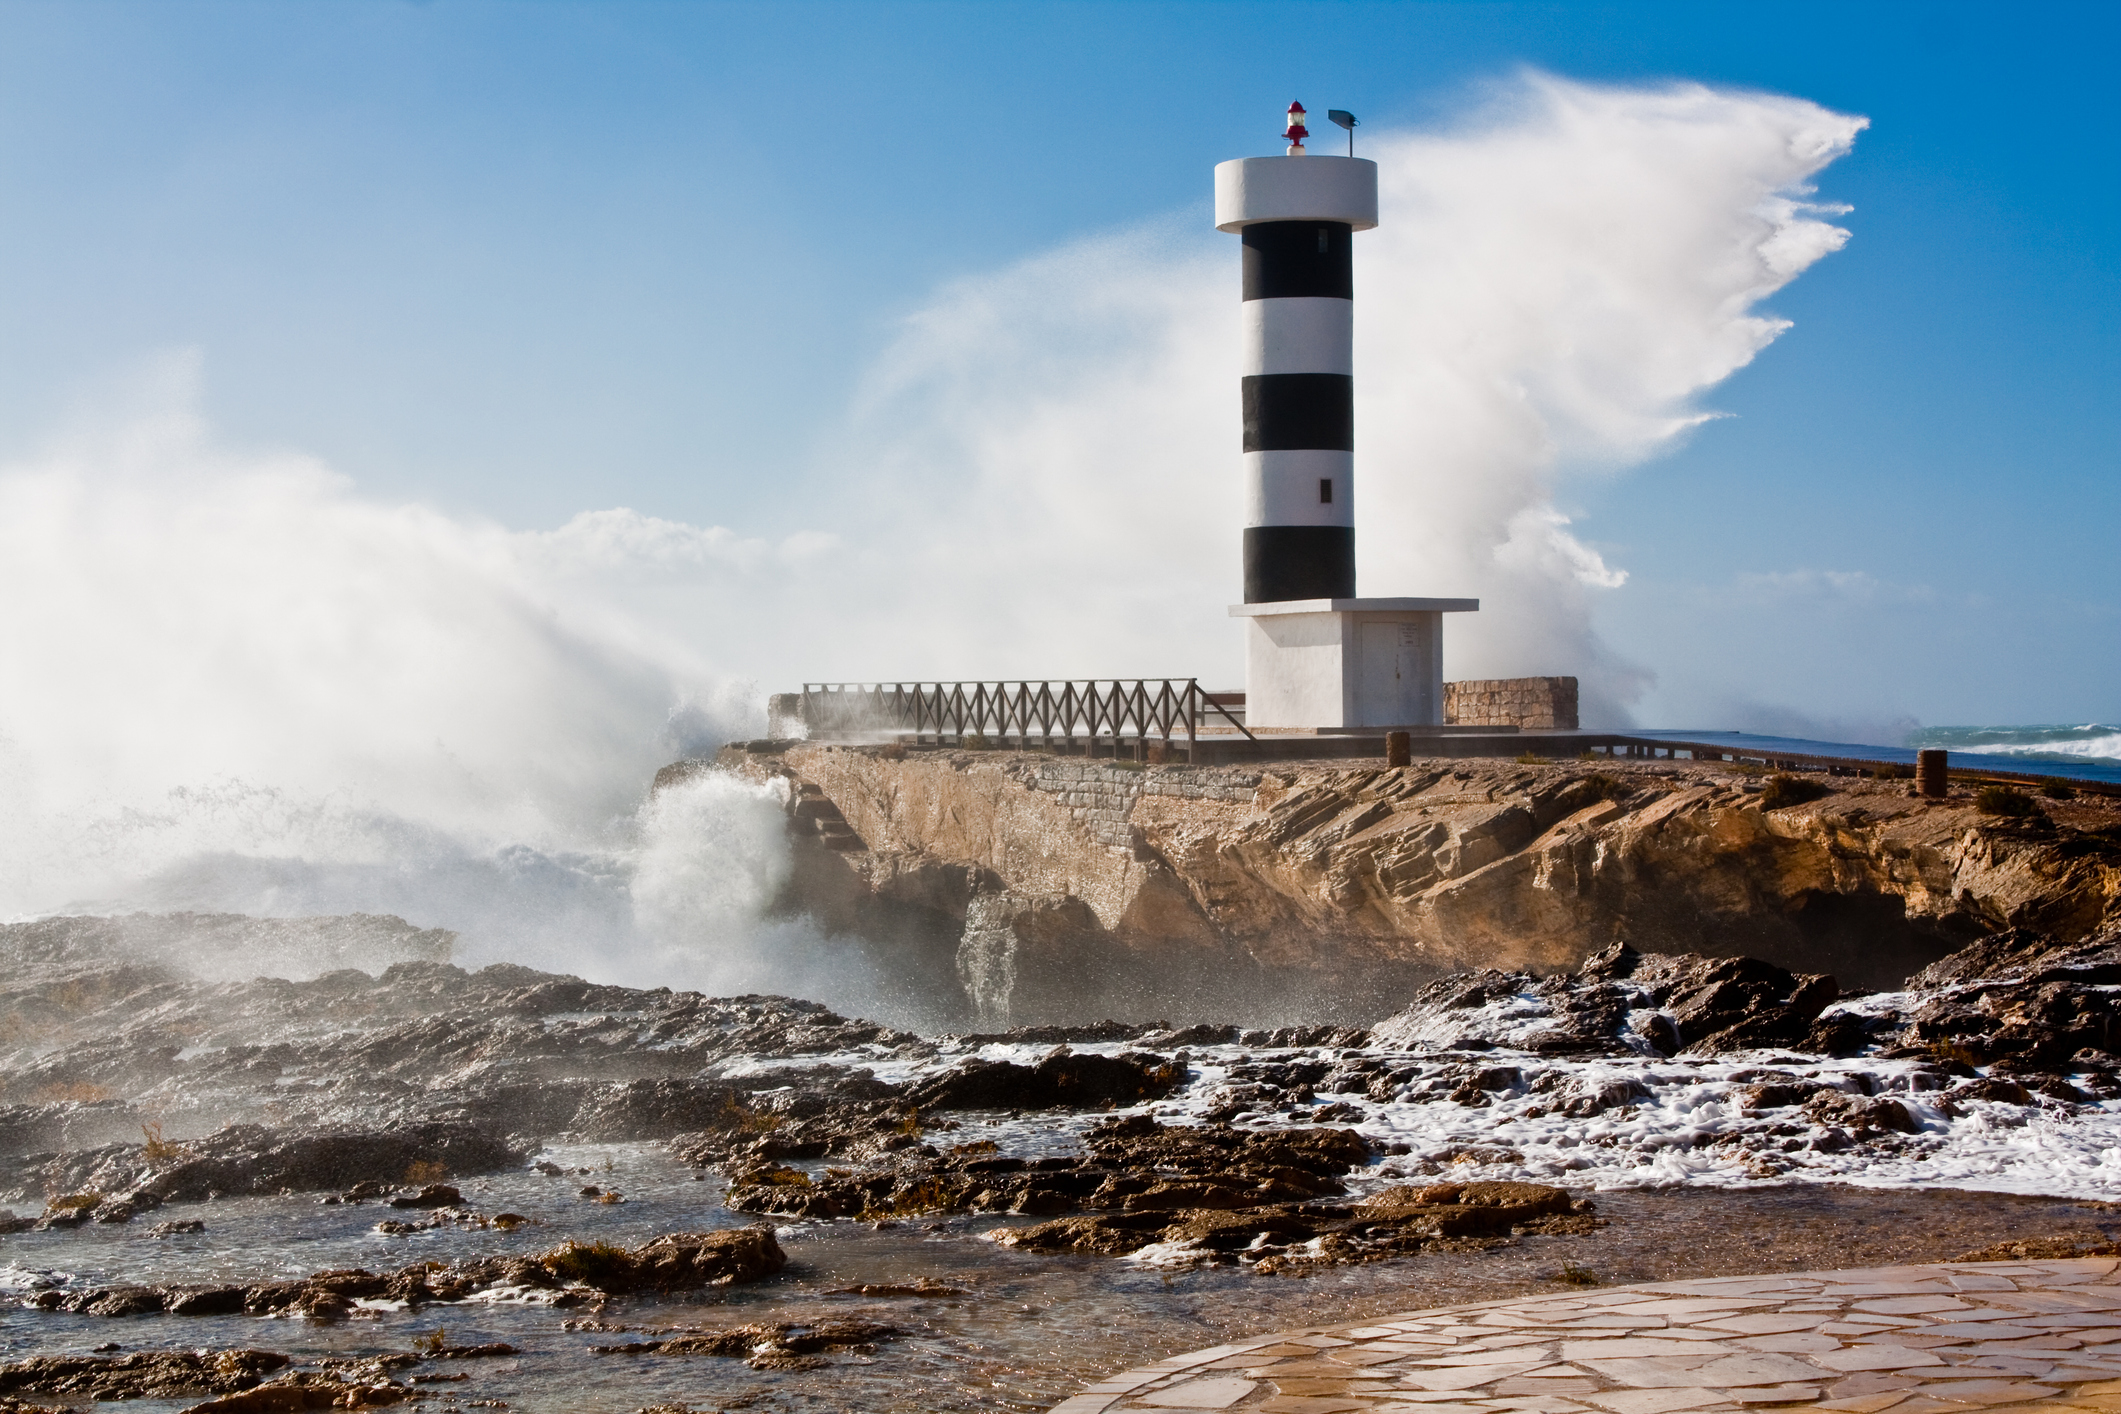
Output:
[
  {"xmin": 1218, "ymin": 104, "xmax": 1478, "ymax": 731},
  {"xmin": 1217, "ymin": 102, "xmax": 1376, "ymax": 604}
]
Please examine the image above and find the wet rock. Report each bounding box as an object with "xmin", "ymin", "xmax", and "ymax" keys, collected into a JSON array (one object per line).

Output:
[
  {"xmin": 387, "ymin": 1183, "xmax": 460, "ymax": 1209},
  {"xmin": 0, "ymin": 1349, "xmax": 290, "ymax": 1401},
  {"xmin": 596, "ymin": 1318, "xmax": 899, "ymax": 1369},
  {"xmin": 1801, "ymin": 1011, "xmax": 1877, "ymax": 1057},
  {"xmin": 42, "ymin": 1229, "xmax": 780, "ymax": 1322},
  {"xmin": 995, "ymin": 1174, "xmax": 1593, "ymax": 1273},
  {"xmin": 83, "ymin": 1286, "xmax": 168, "ymax": 1317},
  {"xmin": 0, "ymin": 930, "xmax": 931, "ymax": 1207},
  {"xmin": 1741, "ymin": 1081, "xmax": 1828, "ymax": 1113},
  {"xmin": 568, "ymin": 1078, "xmax": 775, "ymax": 1143},
  {"xmin": 179, "ymin": 1372, "xmax": 418, "ymax": 1411},
  {"xmin": 823, "ymin": 1279, "xmax": 965, "ymax": 1297},
  {"xmin": 1357, "ymin": 1180, "xmax": 1579, "ymax": 1233},
  {"xmin": 12, "ymin": 1122, "xmax": 522, "ymax": 1210},
  {"xmin": 900, "ymin": 1051, "xmax": 1183, "ymax": 1112},
  {"xmin": 1590, "ymin": 946, "xmax": 1839, "ymax": 1053},
  {"xmin": 1144, "ymin": 1024, "xmax": 1241, "ymax": 1047},
  {"xmin": 1537, "ymin": 1076, "xmax": 1653, "ymax": 1119},
  {"xmin": 1882, "ymin": 924, "xmax": 2121, "ymax": 1068},
  {"xmin": 1956, "ymin": 1236, "xmax": 2121, "ymax": 1261},
  {"xmin": 29, "ymin": 1285, "xmax": 169, "ymax": 1317},
  {"xmin": 1373, "ymin": 943, "xmax": 1838, "ymax": 1057},
  {"xmin": 540, "ymin": 1227, "xmax": 787, "ymax": 1292},
  {"xmin": 988, "ymin": 1210, "xmax": 1173, "ymax": 1256},
  {"xmin": 1804, "ymin": 1090, "xmax": 1919, "ymax": 1135},
  {"xmin": 165, "ymin": 1287, "xmax": 248, "ymax": 1316},
  {"xmin": 1953, "ymin": 1076, "xmax": 2035, "ymax": 1105},
  {"xmin": 664, "ymin": 1072, "xmax": 920, "ymax": 1171},
  {"xmin": 725, "ymin": 1116, "xmax": 1370, "ymax": 1224},
  {"xmin": 1912, "ymin": 925, "xmax": 2121, "ymax": 989},
  {"xmin": 1238, "ymin": 1026, "xmax": 1372, "ymax": 1049}
]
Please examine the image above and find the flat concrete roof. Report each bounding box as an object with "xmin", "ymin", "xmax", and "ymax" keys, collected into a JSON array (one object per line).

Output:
[{"xmin": 1228, "ymin": 596, "xmax": 1480, "ymax": 616}]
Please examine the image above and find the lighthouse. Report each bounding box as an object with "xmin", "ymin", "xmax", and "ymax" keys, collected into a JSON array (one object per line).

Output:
[{"xmin": 1217, "ymin": 102, "xmax": 1477, "ymax": 731}]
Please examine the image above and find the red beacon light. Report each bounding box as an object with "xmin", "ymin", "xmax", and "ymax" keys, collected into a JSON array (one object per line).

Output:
[{"xmin": 1284, "ymin": 101, "xmax": 1308, "ymax": 156}]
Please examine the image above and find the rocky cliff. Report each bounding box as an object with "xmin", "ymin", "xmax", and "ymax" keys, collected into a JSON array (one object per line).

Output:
[{"xmin": 702, "ymin": 744, "xmax": 2121, "ymax": 1027}]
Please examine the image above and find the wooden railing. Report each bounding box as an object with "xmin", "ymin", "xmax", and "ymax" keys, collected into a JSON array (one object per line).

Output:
[{"xmin": 799, "ymin": 680, "xmax": 1254, "ymax": 751}]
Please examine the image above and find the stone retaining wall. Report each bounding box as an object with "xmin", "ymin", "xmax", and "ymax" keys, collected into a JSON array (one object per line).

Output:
[
  {"xmin": 1445, "ymin": 676, "xmax": 1579, "ymax": 730},
  {"xmin": 1015, "ymin": 760, "xmax": 1262, "ymax": 849}
]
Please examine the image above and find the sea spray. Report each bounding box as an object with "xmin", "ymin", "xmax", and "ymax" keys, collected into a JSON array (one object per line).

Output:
[
  {"xmin": 1914, "ymin": 724, "xmax": 2121, "ymax": 770},
  {"xmin": 0, "ymin": 73, "xmax": 1873, "ymax": 1000}
]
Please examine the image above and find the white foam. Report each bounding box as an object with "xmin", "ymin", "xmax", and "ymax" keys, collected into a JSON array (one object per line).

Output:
[
  {"xmin": 1970, "ymin": 732, "xmax": 2121, "ymax": 765},
  {"xmin": 1141, "ymin": 1040, "xmax": 2121, "ymax": 1201}
]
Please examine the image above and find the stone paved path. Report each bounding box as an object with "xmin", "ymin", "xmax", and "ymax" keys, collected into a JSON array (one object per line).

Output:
[{"xmin": 1048, "ymin": 1259, "xmax": 2121, "ymax": 1414}]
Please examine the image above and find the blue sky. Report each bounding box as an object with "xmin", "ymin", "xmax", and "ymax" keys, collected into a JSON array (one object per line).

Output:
[{"xmin": 1, "ymin": 0, "xmax": 2115, "ymax": 735}]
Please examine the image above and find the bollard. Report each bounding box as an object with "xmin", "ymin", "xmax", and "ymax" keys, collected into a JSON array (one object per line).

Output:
[
  {"xmin": 1386, "ymin": 730, "xmax": 1412, "ymax": 768},
  {"xmin": 1917, "ymin": 748, "xmax": 1948, "ymax": 799}
]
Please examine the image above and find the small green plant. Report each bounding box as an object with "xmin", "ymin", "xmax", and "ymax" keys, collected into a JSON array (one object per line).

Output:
[
  {"xmin": 875, "ymin": 1176, "xmax": 958, "ymax": 1216},
  {"xmin": 2040, "ymin": 781, "xmax": 2079, "ymax": 800},
  {"xmin": 540, "ymin": 1239, "xmax": 636, "ymax": 1287},
  {"xmin": 1869, "ymin": 763, "xmax": 1908, "ymax": 780},
  {"xmin": 1759, "ymin": 774, "xmax": 1830, "ymax": 810},
  {"xmin": 1553, "ymin": 1262, "xmax": 1598, "ymax": 1287},
  {"xmin": 412, "ymin": 1327, "xmax": 448, "ymax": 1357},
  {"xmin": 1515, "ymin": 751, "xmax": 1545, "ymax": 765},
  {"xmin": 141, "ymin": 1122, "xmax": 183, "ymax": 1162},
  {"xmin": 44, "ymin": 1191, "xmax": 100, "ymax": 1215},
  {"xmin": 961, "ymin": 732, "xmax": 991, "ymax": 751},
  {"xmin": 1976, "ymin": 784, "xmax": 2039, "ymax": 817}
]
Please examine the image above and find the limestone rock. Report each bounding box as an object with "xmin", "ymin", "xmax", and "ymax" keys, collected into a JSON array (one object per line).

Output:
[{"xmin": 721, "ymin": 743, "xmax": 2121, "ymax": 1022}]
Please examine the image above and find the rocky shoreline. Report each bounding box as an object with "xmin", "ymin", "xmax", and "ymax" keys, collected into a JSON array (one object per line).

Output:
[
  {"xmin": 0, "ymin": 901, "xmax": 2118, "ymax": 1410},
  {"xmin": 705, "ymin": 744, "xmax": 2121, "ymax": 1026}
]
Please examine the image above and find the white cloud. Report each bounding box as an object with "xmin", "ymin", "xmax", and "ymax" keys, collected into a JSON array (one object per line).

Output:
[{"xmin": 1728, "ymin": 568, "xmax": 1940, "ymax": 605}]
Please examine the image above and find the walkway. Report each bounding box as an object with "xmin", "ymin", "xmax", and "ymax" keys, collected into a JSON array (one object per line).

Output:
[{"xmin": 1049, "ymin": 1258, "xmax": 2121, "ymax": 1414}]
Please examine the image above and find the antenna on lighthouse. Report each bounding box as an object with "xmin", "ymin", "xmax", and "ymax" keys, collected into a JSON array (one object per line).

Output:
[
  {"xmin": 1283, "ymin": 101, "xmax": 1308, "ymax": 156},
  {"xmin": 1326, "ymin": 109, "xmax": 1357, "ymax": 157}
]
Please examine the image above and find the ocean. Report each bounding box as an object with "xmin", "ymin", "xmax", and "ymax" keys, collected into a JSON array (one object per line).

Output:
[{"xmin": 1636, "ymin": 723, "xmax": 2121, "ymax": 786}]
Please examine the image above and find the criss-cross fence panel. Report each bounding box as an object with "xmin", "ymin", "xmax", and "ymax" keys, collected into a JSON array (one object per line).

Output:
[{"xmin": 799, "ymin": 680, "xmax": 1254, "ymax": 749}]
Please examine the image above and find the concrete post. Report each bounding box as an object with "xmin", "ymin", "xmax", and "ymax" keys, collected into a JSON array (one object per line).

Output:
[
  {"xmin": 1385, "ymin": 730, "xmax": 1411, "ymax": 767},
  {"xmin": 1917, "ymin": 749, "xmax": 1949, "ymax": 799}
]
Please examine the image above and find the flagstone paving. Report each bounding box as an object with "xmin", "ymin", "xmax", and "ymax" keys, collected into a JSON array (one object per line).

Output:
[{"xmin": 1047, "ymin": 1259, "xmax": 2121, "ymax": 1414}]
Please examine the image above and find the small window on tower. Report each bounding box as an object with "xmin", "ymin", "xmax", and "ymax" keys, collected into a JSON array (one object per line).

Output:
[
  {"xmin": 1319, "ymin": 478, "xmax": 1333, "ymax": 504},
  {"xmin": 1317, "ymin": 227, "xmax": 1329, "ymax": 254}
]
